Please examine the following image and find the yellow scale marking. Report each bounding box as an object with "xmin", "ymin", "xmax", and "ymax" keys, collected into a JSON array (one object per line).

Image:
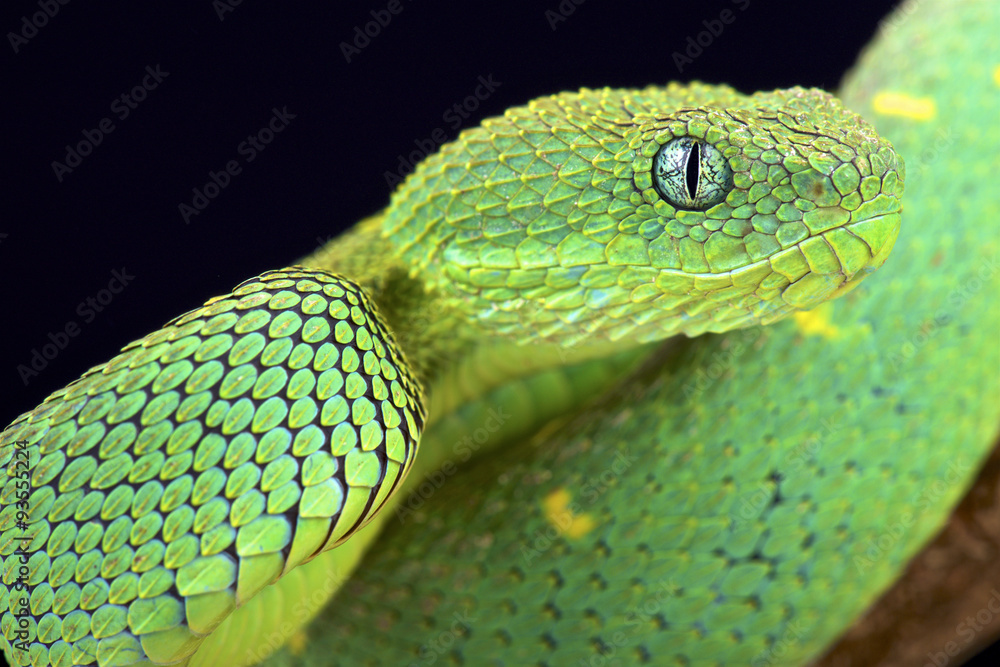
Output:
[
  {"xmin": 542, "ymin": 487, "xmax": 596, "ymax": 539},
  {"xmin": 872, "ymin": 91, "xmax": 937, "ymax": 120},
  {"xmin": 793, "ymin": 303, "xmax": 840, "ymax": 339}
]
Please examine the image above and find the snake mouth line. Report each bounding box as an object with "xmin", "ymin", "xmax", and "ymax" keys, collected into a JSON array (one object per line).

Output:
[
  {"xmin": 473, "ymin": 204, "xmax": 902, "ymax": 345},
  {"xmin": 646, "ymin": 209, "xmax": 902, "ymax": 288}
]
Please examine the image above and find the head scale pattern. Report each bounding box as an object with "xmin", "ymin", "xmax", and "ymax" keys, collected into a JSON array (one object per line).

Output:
[{"xmin": 385, "ymin": 83, "xmax": 903, "ymax": 345}]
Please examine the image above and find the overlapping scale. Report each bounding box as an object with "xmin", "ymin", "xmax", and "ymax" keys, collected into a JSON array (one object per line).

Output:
[{"xmin": 0, "ymin": 267, "xmax": 424, "ymax": 666}]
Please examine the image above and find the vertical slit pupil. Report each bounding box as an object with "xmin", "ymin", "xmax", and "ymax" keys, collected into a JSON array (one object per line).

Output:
[{"xmin": 685, "ymin": 142, "xmax": 700, "ymax": 199}]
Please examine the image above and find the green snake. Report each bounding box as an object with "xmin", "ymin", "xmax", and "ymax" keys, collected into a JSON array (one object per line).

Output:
[{"xmin": 3, "ymin": 0, "xmax": 998, "ymax": 665}]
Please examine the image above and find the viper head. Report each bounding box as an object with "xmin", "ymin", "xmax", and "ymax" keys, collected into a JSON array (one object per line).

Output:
[{"xmin": 385, "ymin": 83, "xmax": 903, "ymax": 345}]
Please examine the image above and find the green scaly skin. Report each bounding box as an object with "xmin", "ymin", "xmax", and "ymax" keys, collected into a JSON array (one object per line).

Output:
[
  {"xmin": 260, "ymin": 1, "xmax": 1000, "ymax": 665},
  {"xmin": 0, "ymin": 85, "xmax": 898, "ymax": 666},
  {"xmin": 5, "ymin": 2, "xmax": 992, "ymax": 665}
]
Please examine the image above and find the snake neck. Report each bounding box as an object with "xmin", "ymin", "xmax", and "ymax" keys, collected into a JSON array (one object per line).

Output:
[
  {"xmin": 300, "ymin": 213, "xmax": 639, "ymax": 428},
  {"xmin": 300, "ymin": 214, "xmax": 471, "ymax": 382}
]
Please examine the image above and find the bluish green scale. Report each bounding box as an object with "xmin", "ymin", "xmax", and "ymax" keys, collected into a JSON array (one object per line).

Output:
[
  {"xmin": 5, "ymin": 2, "xmax": 994, "ymax": 665},
  {"xmin": 260, "ymin": 1, "xmax": 996, "ymax": 666}
]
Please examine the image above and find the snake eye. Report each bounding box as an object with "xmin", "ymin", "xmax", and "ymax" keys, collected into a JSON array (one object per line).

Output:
[{"xmin": 653, "ymin": 137, "xmax": 733, "ymax": 210}]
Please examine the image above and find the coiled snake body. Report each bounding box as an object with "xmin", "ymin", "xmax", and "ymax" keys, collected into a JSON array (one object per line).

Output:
[{"xmin": 2, "ymin": 1, "xmax": 998, "ymax": 665}]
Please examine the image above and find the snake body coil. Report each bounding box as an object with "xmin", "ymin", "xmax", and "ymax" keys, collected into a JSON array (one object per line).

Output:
[{"xmin": 4, "ymin": 1, "xmax": 999, "ymax": 665}]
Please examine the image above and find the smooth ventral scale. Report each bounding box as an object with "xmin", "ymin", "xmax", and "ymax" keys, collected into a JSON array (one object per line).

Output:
[{"xmin": 0, "ymin": 267, "xmax": 424, "ymax": 666}]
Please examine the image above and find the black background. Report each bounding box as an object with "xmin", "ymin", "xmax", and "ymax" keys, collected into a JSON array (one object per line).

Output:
[{"xmin": 2, "ymin": 0, "xmax": 997, "ymax": 664}]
